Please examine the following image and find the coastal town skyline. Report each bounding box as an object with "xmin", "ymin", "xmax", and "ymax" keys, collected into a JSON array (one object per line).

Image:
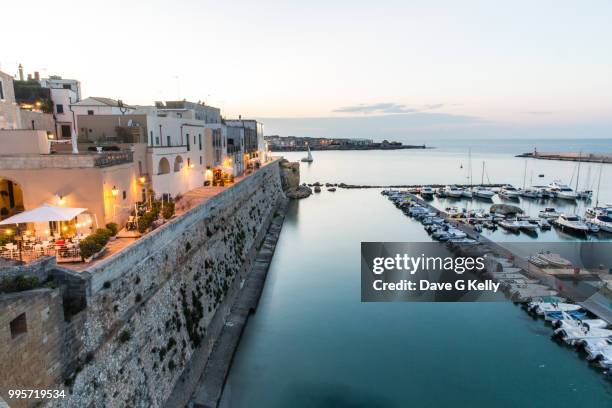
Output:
[{"xmin": 4, "ymin": 0, "xmax": 612, "ymax": 140}]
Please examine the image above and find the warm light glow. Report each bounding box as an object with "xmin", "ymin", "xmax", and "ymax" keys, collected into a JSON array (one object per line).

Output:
[
  {"xmin": 5, "ymin": 229, "xmax": 13, "ymax": 235},
  {"xmin": 76, "ymin": 223, "xmax": 81, "ymax": 228},
  {"xmin": 47, "ymin": 133, "xmax": 55, "ymax": 140},
  {"xmin": 87, "ymin": 219, "xmax": 92, "ymax": 225},
  {"xmin": 189, "ymin": 163, "xmax": 195, "ymax": 169},
  {"xmin": 25, "ymin": 230, "xmax": 31, "ymax": 236},
  {"xmin": 111, "ymin": 186, "xmax": 119, "ymax": 197},
  {"xmin": 45, "ymin": 229, "xmax": 50, "ymax": 235},
  {"xmin": 56, "ymin": 194, "xmax": 65, "ymax": 205},
  {"xmin": 139, "ymin": 176, "xmax": 146, "ymax": 184},
  {"xmin": 62, "ymin": 226, "xmax": 68, "ymax": 232}
]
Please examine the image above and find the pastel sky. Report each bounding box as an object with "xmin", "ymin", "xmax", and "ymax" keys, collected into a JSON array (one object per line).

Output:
[{"xmin": 3, "ymin": 0, "xmax": 612, "ymax": 140}]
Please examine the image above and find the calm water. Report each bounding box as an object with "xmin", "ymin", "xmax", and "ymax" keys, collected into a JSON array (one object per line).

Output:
[{"xmin": 220, "ymin": 139, "xmax": 612, "ymax": 407}]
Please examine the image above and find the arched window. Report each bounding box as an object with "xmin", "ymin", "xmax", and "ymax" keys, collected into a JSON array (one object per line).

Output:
[
  {"xmin": 158, "ymin": 158, "xmax": 170, "ymax": 175},
  {"xmin": 0, "ymin": 176, "xmax": 25, "ymax": 221},
  {"xmin": 173, "ymin": 156, "xmax": 183, "ymax": 172}
]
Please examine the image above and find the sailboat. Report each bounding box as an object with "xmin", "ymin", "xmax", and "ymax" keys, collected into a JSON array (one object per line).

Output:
[
  {"xmin": 462, "ymin": 148, "xmax": 473, "ymax": 198},
  {"xmin": 519, "ymin": 160, "xmax": 541, "ymax": 198},
  {"xmin": 473, "ymin": 161, "xmax": 495, "ymax": 199},
  {"xmin": 301, "ymin": 144, "xmax": 314, "ymax": 163},
  {"xmin": 574, "ymin": 153, "xmax": 592, "ymax": 199}
]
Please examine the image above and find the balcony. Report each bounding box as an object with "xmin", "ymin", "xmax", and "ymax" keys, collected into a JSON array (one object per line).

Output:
[{"xmin": 0, "ymin": 151, "xmax": 134, "ymax": 170}]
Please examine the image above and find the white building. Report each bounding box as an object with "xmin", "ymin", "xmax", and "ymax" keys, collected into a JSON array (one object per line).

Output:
[
  {"xmin": 39, "ymin": 76, "xmax": 82, "ymax": 140},
  {"xmin": 72, "ymin": 97, "xmax": 136, "ymax": 116}
]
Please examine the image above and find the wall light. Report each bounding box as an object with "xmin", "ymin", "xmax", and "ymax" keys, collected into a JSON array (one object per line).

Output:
[
  {"xmin": 111, "ymin": 186, "xmax": 119, "ymax": 197},
  {"xmin": 56, "ymin": 194, "xmax": 65, "ymax": 205},
  {"xmin": 5, "ymin": 229, "xmax": 13, "ymax": 235},
  {"xmin": 139, "ymin": 176, "xmax": 146, "ymax": 184}
]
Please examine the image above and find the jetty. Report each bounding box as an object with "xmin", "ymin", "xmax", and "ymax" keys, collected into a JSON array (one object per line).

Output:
[{"xmin": 516, "ymin": 151, "xmax": 612, "ymax": 163}]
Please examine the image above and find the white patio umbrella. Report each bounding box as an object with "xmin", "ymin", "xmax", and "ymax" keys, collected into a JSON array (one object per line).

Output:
[{"xmin": 0, "ymin": 204, "xmax": 87, "ymax": 225}]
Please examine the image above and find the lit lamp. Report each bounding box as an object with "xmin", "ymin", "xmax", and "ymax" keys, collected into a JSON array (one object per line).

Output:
[
  {"xmin": 139, "ymin": 176, "xmax": 146, "ymax": 184},
  {"xmin": 189, "ymin": 163, "xmax": 195, "ymax": 169},
  {"xmin": 111, "ymin": 186, "xmax": 119, "ymax": 197},
  {"xmin": 5, "ymin": 229, "xmax": 12, "ymax": 236},
  {"xmin": 56, "ymin": 194, "xmax": 65, "ymax": 205}
]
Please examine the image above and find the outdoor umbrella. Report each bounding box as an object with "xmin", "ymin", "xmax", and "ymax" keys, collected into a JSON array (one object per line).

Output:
[{"xmin": 0, "ymin": 204, "xmax": 87, "ymax": 225}]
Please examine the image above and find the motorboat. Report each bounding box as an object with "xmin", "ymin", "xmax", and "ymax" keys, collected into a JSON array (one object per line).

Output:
[
  {"xmin": 554, "ymin": 214, "xmax": 589, "ymax": 235},
  {"xmin": 537, "ymin": 218, "xmax": 551, "ymax": 230},
  {"xmin": 516, "ymin": 220, "xmax": 538, "ymax": 231},
  {"xmin": 528, "ymin": 302, "xmax": 582, "ymax": 315},
  {"xmin": 534, "ymin": 252, "xmax": 572, "ymax": 268},
  {"xmin": 473, "ymin": 186, "xmax": 495, "ymax": 199},
  {"xmin": 499, "ymin": 220, "xmax": 521, "ymax": 232},
  {"xmin": 582, "ymin": 338, "xmax": 612, "ymax": 361},
  {"xmin": 553, "ymin": 322, "xmax": 612, "ymax": 346},
  {"xmin": 461, "ymin": 189, "xmax": 473, "ymax": 198},
  {"xmin": 538, "ymin": 207, "xmax": 560, "ymax": 219},
  {"xmin": 518, "ymin": 187, "xmax": 541, "ymax": 199},
  {"xmin": 420, "ymin": 186, "xmax": 435, "ymax": 198},
  {"xmin": 528, "ymin": 255, "xmax": 549, "ymax": 267},
  {"xmin": 545, "ymin": 310, "xmax": 587, "ymax": 321},
  {"xmin": 585, "ymin": 205, "xmax": 612, "ymax": 218},
  {"xmin": 589, "ymin": 346, "xmax": 612, "ymax": 369},
  {"xmin": 444, "ymin": 185, "xmax": 463, "ymax": 198},
  {"xmin": 499, "ymin": 185, "xmax": 520, "ymax": 199},
  {"xmin": 548, "ymin": 181, "xmax": 577, "ymax": 200},
  {"xmin": 589, "ymin": 215, "xmax": 612, "ymax": 233},
  {"xmin": 586, "ymin": 221, "xmax": 600, "ymax": 233},
  {"xmin": 532, "ymin": 185, "xmax": 553, "ymax": 199},
  {"xmin": 300, "ymin": 144, "xmax": 314, "ymax": 162}
]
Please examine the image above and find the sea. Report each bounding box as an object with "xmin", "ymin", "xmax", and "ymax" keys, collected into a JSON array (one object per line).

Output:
[{"xmin": 219, "ymin": 138, "xmax": 612, "ymax": 407}]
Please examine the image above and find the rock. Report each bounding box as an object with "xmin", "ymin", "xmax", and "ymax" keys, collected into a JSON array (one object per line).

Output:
[
  {"xmin": 279, "ymin": 159, "xmax": 300, "ymax": 192},
  {"xmin": 286, "ymin": 185, "xmax": 312, "ymax": 199},
  {"xmin": 314, "ymin": 186, "xmax": 321, "ymax": 193},
  {"xmin": 490, "ymin": 204, "xmax": 523, "ymax": 215}
]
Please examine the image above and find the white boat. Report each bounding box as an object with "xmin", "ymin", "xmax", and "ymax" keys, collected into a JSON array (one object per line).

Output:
[
  {"xmin": 528, "ymin": 255, "xmax": 549, "ymax": 267},
  {"xmin": 300, "ymin": 144, "xmax": 314, "ymax": 162},
  {"xmin": 589, "ymin": 346, "xmax": 612, "ymax": 369},
  {"xmin": 461, "ymin": 189, "xmax": 473, "ymax": 198},
  {"xmin": 444, "ymin": 185, "xmax": 463, "ymax": 198},
  {"xmin": 586, "ymin": 205, "xmax": 612, "ymax": 218},
  {"xmin": 538, "ymin": 207, "xmax": 560, "ymax": 219},
  {"xmin": 535, "ymin": 252, "xmax": 572, "ymax": 268},
  {"xmin": 473, "ymin": 186, "xmax": 495, "ymax": 199},
  {"xmin": 531, "ymin": 302, "xmax": 582, "ymax": 315},
  {"xmin": 554, "ymin": 214, "xmax": 589, "ymax": 235},
  {"xmin": 533, "ymin": 185, "xmax": 554, "ymax": 199},
  {"xmin": 519, "ymin": 188, "xmax": 541, "ymax": 199},
  {"xmin": 516, "ymin": 220, "xmax": 538, "ymax": 231},
  {"xmin": 581, "ymin": 338, "xmax": 612, "ymax": 361},
  {"xmin": 420, "ymin": 186, "xmax": 435, "ymax": 197},
  {"xmin": 590, "ymin": 215, "xmax": 612, "ymax": 233},
  {"xmin": 553, "ymin": 323, "xmax": 612, "ymax": 346},
  {"xmin": 499, "ymin": 220, "xmax": 521, "ymax": 232},
  {"xmin": 586, "ymin": 221, "xmax": 600, "ymax": 233},
  {"xmin": 548, "ymin": 180, "xmax": 577, "ymax": 200},
  {"xmin": 577, "ymin": 190, "xmax": 593, "ymax": 200},
  {"xmin": 537, "ymin": 218, "xmax": 551, "ymax": 230},
  {"xmin": 499, "ymin": 185, "xmax": 520, "ymax": 199}
]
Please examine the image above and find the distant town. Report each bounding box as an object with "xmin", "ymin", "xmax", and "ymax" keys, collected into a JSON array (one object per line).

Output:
[{"xmin": 264, "ymin": 135, "xmax": 426, "ymax": 151}]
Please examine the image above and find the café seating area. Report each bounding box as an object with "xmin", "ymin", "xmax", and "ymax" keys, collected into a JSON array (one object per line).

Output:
[{"xmin": 1, "ymin": 235, "xmax": 84, "ymax": 263}]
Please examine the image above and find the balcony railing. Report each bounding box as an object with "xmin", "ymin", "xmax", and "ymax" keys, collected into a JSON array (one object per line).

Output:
[{"xmin": 93, "ymin": 151, "xmax": 133, "ymax": 167}]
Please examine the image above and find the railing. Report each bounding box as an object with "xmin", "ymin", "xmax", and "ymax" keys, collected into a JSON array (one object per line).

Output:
[{"xmin": 93, "ymin": 151, "xmax": 134, "ymax": 167}]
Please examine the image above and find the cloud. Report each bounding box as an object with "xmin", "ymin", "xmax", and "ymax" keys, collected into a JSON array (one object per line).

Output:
[{"xmin": 333, "ymin": 102, "xmax": 446, "ymax": 115}]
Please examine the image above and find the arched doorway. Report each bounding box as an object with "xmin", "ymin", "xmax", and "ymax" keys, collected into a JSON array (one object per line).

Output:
[
  {"xmin": 158, "ymin": 158, "xmax": 170, "ymax": 175},
  {"xmin": 0, "ymin": 177, "xmax": 25, "ymax": 222},
  {"xmin": 173, "ymin": 156, "xmax": 183, "ymax": 172}
]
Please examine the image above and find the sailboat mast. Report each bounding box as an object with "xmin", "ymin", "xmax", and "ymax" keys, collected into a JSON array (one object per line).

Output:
[
  {"xmin": 522, "ymin": 160, "xmax": 527, "ymax": 189},
  {"xmin": 481, "ymin": 161, "xmax": 485, "ymax": 185},
  {"xmin": 575, "ymin": 151, "xmax": 582, "ymax": 191},
  {"xmin": 595, "ymin": 161, "xmax": 603, "ymax": 207}
]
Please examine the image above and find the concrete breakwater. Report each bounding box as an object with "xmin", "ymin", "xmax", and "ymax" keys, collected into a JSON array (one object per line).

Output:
[
  {"xmin": 0, "ymin": 159, "xmax": 295, "ymax": 408},
  {"xmin": 516, "ymin": 151, "xmax": 612, "ymax": 163}
]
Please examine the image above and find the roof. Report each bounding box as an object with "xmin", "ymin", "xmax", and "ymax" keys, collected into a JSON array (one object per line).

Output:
[{"xmin": 73, "ymin": 97, "xmax": 132, "ymax": 108}]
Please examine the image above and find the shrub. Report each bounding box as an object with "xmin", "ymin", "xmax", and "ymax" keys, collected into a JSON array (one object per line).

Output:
[
  {"xmin": 95, "ymin": 228, "xmax": 113, "ymax": 241},
  {"xmin": 79, "ymin": 236, "xmax": 103, "ymax": 259},
  {"xmin": 105, "ymin": 222, "xmax": 119, "ymax": 236},
  {"xmin": 118, "ymin": 329, "xmax": 131, "ymax": 343},
  {"xmin": 162, "ymin": 202, "xmax": 175, "ymax": 220},
  {"xmin": 0, "ymin": 275, "xmax": 39, "ymax": 293}
]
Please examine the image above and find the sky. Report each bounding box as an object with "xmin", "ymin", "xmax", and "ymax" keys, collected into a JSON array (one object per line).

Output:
[{"xmin": 3, "ymin": 0, "xmax": 612, "ymax": 141}]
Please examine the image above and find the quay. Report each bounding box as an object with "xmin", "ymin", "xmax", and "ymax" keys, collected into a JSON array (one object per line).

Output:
[
  {"xmin": 400, "ymin": 192, "xmax": 612, "ymax": 324},
  {"xmin": 516, "ymin": 151, "xmax": 612, "ymax": 163}
]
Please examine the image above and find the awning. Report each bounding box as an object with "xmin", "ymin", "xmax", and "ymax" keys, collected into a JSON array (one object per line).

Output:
[{"xmin": 0, "ymin": 204, "xmax": 87, "ymax": 225}]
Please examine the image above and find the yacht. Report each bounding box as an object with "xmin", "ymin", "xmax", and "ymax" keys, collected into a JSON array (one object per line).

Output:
[
  {"xmin": 444, "ymin": 185, "xmax": 463, "ymax": 198},
  {"xmin": 554, "ymin": 214, "xmax": 589, "ymax": 235},
  {"xmin": 420, "ymin": 186, "xmax": 435, "ymax": 198},
  {"xmin": 499, "ymin": 220, "xmax": 521, "ymax": 232},
  {"xmin": 548, "ymin": 181, "xmax": 577, "ymax": 200},
  {"xmin": 473, "ymin": 186, "xmax": 495, "ymax": 199},
  {"xmin": 585, "ymin": 204, "xmax": 612, "ymax": 218},
  {"xmin": 533, "ymin": 185, "xmax": 553, "ymax": 199},
  {"xmin": 300, "ymin": 144, "xmax": 314, "ymax": 162},
  {"xmin": 461, "ymin": 188, "xmax": 473, "ymax": 198},
  {"xmin": 499, "ymin": 185, "xmax": 520, "ymax": 199},
  {"xmin": 538, "ymin": 207, "xmax": 560, "ymax": 219},
  {"xmin": 589, "ymin": 215, "xmax": 612, "ymax": 233}
]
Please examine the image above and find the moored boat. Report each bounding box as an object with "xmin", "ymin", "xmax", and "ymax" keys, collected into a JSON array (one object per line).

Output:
[
  {"xmin": 548, "ymin": 180, "xmax": 577, "ymax": 200},
  {"xmin": 553, "ymin": 214, "xmax": 589, "ymax": 235}
]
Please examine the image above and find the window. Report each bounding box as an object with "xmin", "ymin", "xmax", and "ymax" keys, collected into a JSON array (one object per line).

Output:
[
  {"xmin": 166, "ymin": 135, "xmax": 171, "ymax": 146},
  {"xmin": 0, "ymin": 80, "xmax": 4, "ymax": 100},
  {"xmin": 186, "ymin": 133, "xmax": 190, "ymax": 151},
  {"xmin": 87, "ymin": 110, "xmax": 94, "ymax": 115},
  {"xmin": 61, "ymin": 125, "xmax": 71, "ymax": 139},
  {"xmin": 198, "ymin": 134, "xmax": 202, "ymax": 150},
  {"xmin": 56, "ymin": 104, "xmax": 64, "ymax": 114},
  {"xmin": 150, "ymin": 131, "xmax": 153, "ymax": 146},
  {"xmin": 155, "ymin": 137, "xmax": 160, "ymax": 145},
  {"xmin": 123, "ymin": 190, "xmax": 127, "ymax": 200},
  {"xmin": 10, "ymin": 313, "xmax": 27, "ymax": 338},
  {"xmin": 199, "ymin": 156, "xmax": 202, "ymax": 165},
  {"xmin": 193, "ymin": 135, "xmax": 196, "ymax": 144},
  {"xmin": 62, "ymin": 84, "xmax": 71, "ymax": 89}
]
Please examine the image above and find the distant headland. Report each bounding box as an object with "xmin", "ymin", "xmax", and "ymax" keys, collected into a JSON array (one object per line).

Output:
[{"xmin": 265, "ymin": 135, "xmax": 427, "ymax": 151}]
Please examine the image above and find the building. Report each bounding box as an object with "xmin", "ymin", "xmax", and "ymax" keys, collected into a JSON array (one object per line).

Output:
[
  {"xmin": 39, "ymin": 76, "xmax": 82, "ymax": 140},
  {"xmin": 225, "ymin": 119, "xmax": 267, "ymax": 168},
  {"xmin": 226, "ymin": 126, "xmax": 245, "ymax": 176},
  {"xmin": 0, "ymin": 129, "xmax": 138, "ymax": 233},
  {"xmin": 0, "ymin": 69, "xmax": 21, "ymax": 129},
  {"xmin": 71, "ymin": 97, "xmax": 136, "ymax": 116}
]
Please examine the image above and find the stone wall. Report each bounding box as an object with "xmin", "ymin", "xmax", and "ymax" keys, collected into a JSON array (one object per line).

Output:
[
  {"xmin": 43, "ymin": 160, "xmax": 286, "ymax": 408},
  {"xmin": 0, "ymin": 288, "xmax": 65, "ymax": 408}
]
